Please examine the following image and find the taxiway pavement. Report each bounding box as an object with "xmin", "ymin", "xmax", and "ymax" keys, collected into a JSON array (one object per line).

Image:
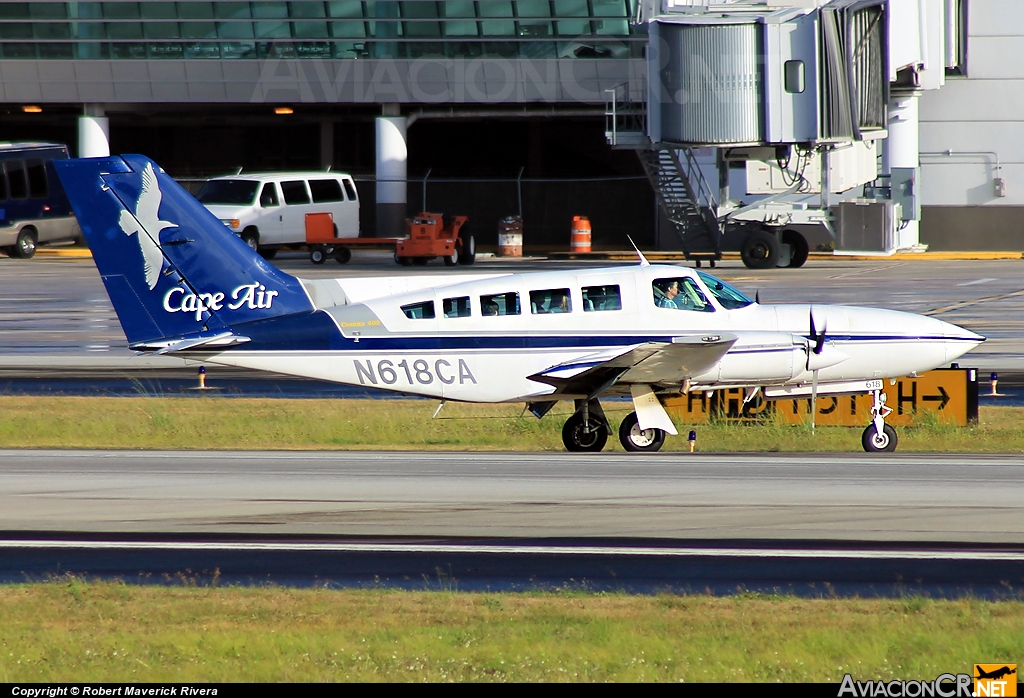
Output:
[{"xmin": 2, "ymin": 450, "xmax": 1021, "ymax": 543}]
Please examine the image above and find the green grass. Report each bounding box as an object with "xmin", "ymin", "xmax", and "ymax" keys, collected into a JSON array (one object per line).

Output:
[
  {"xmin": 0, "ymin": 395, "xmax": 1022, "ymax": 452},
  {"xmin": 1, "ymin": 583, "xmax": 1021, "ymax": 682}
]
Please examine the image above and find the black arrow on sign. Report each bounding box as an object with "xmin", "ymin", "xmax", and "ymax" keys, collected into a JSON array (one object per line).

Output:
[{"xmin": 922, "ymin": 386, "xmax": 950, "ymax": 410}]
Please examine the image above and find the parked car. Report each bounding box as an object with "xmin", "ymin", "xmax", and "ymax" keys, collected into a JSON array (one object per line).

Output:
[
  {"xmin": 0, "ymin": 142, "xmax": 82, "ymax": 258},
  {"xmin": 196, "ymin": 172, "xmax": 360, "ymax": 259}
]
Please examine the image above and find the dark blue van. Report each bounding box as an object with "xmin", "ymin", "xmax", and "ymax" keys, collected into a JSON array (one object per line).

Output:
[{"xmin": 0, "ymin": 142, "xmax": 81, "ymax": 258}]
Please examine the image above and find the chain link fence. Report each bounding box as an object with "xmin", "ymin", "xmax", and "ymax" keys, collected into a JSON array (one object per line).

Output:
[{"xmin": 178, "ymin": 174, "xmax": 656, "ymax": 251}]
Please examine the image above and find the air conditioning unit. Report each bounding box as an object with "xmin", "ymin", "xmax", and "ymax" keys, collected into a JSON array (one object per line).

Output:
[{"xmin": 834, "ymin": 199, "xmax": 898, "ymax": 254}]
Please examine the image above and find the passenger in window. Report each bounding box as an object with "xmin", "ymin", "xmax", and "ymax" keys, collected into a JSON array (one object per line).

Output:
[
  {"xmin": 482, "ymin": 300, "xmax": 499, "ymax": 316},
  {"xmin": 551, "ymin": 292, "xmax": 569, "ymax": 313},
  {"xmin": 654, "ymin": 280, "xmax": 682, "ymax": 308}
]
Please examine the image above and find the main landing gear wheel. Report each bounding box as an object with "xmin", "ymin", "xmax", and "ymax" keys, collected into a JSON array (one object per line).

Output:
[
  {"xmin": 561, "ymin": 412, "xmax": 608, "ymax": 452},
  {"xmin": 740, "ymin": 230, "xmax": 781, "ymax": 269},
  {"xmin": 782, "ymin": 230, "xmax": 809, "ymax": 268},
  {"xmin": 862, "ymin": 424, "xmax": 898, "ymax": 452},
  {"xmin": 618, "ymin": 412, "xmax": 666, "ymax": 453}
]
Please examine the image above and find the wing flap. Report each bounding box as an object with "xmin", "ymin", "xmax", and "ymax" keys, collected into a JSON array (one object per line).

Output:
[{"xmin": 529, "ymin": 334, "xmax": 737, "ymax": 398}]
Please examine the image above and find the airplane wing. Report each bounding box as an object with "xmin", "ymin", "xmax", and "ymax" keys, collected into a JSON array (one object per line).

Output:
[{"xmin": 528, "ymin": 334, "xmax": 737, "ymax": 398}]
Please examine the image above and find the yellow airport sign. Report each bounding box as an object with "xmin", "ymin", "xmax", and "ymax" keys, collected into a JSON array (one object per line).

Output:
[{"xmin": 664, "ymin": 368, "xmax": 978, "ymax": 427}]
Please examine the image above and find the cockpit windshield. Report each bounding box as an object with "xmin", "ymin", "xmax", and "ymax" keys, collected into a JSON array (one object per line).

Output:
[{"xmin": 697, "ymin": 271, "xmax": 754, "ymax": 309}]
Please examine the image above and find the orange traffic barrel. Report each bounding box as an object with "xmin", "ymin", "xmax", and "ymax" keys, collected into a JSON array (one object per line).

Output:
[{"xmin": 570, "ymin": 216, "xmax": 591, "ymax": 253}]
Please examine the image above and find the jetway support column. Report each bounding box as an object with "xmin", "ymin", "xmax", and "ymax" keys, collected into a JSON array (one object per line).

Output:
[
  {"xmin": 78, "ymin": 104, "xmax": 109, "ymax": 158},
  {"xmin": 376, "ymin": 105, "xmax": 407, "ymax": 238},
  {"xmin": 886, "ymin": 93, "xmax": 921, "ymax": 250}
]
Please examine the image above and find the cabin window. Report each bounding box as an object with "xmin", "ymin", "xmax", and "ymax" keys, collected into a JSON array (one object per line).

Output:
[
  {"xmin": 343, "ymin": 179, "xmax": 358, "ymax": 201},
  {"xmin": 309, "ymin": 179, "xmax": 344, "ymax": 203},
  {"xmin": 401, "ymin": 300, "xmax": 435, "ymax": 319},
  {"xmin": 281, "ymin": 180, "xmax": 311, "ymax": 205},
  {"xmin": 6, "ymin": 160, "xmax": 27, "ymax": 200},
  {"xmin": 530, "ymin": 288, "xmax": 571, "ymax": 314},
  {"xmin": 480, "ymin": 292, "xmax": 520, "ymax": 316},
  {"xmin": 697, "ymin": 271, "xmax": 754, "ymax": 309},
  {"xmin": 443, "ymin": 296, "xmax": 471, "ymax": 318},
  {"xmin": 259, "ymin": 183, "xmax": 279, "ymax": 207},
  {"xmin": 197, "ymin": 179, "xmax": 259, "ymax": 205},
  {"xmin": 652, "ymin": 278, "xmax": 714, "ymax": 312},
  {"xmin": 26, "ymin": 159, "xmax": 47, "ymax": 198},
  {"xmin": 582, "ymin": 284, "xmax": 621, "ymax": 311}
]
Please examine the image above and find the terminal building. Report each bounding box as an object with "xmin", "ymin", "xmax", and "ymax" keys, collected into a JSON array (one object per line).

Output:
[{"xmin": 0, "ymin": 0, "xmax": 1017, "ymax": 256}]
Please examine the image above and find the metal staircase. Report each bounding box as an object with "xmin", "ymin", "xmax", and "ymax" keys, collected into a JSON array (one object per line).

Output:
[
  {"xmin": 605, "ymin": 87, "xmax": 724, "ymax": 260},
  {"xmin": 636, "ymin": 147, "xmax": 723, "ymax": 259}
]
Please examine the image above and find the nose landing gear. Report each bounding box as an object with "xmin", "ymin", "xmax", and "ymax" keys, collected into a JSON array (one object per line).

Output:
[{"xmin": 862, "ymin": 388, "xmax": 897, "ymax": 452}]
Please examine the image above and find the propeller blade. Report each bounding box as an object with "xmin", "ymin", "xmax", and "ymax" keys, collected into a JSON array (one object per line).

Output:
[
  {"xmin": 755, "ymin": 289, "xmax": 761, "ymax": 304},
  {"xmin": 809, "ymin": 309, "xmax": 826, "ymax": 355}
]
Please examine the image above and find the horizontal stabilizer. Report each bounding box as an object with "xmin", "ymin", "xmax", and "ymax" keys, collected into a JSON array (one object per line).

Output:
[{"xmin": 131, "ymin": 332, "xmax": 251, "ymax": 354}]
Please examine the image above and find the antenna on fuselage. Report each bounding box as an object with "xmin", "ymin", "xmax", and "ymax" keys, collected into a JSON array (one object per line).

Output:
[{"xmin": 627, "ymin": 235, "xmax": 650, "ymax": 267}]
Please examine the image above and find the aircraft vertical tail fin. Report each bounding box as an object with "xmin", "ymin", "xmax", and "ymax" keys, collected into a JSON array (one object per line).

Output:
[{"xmin": 54, "ymin": 155, "xmax": 313, "ymax": 348}]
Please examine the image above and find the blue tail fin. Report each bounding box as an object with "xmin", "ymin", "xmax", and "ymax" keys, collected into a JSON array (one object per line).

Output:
[{"xmin": 55, "ymin": 155, "xmax": 313, "ymax": 348}]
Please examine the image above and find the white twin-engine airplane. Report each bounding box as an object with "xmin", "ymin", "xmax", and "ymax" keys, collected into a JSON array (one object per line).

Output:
[{"xmin": 56, "ymin": 155, "xmax": 984, "ymax": 453}]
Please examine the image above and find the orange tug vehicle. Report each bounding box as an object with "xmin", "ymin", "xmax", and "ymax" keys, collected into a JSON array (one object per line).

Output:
[{"xmin": 305, "ymin": 211, "xmax": 475, "ymax": 266}]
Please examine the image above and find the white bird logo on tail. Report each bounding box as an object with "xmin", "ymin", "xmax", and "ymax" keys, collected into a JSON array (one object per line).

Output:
[{"xmin": 118, "ymin": 162, "xmax": 175, "ymax": 290}]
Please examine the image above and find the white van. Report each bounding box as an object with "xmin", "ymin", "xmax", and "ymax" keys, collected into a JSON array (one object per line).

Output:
[{"xmin": 196, "ymin": 172, "xmax": 359, "ymax": 258}]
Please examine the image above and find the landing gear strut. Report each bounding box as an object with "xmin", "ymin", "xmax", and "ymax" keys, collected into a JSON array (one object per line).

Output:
[
  {"xmin": 862, "ymin": 388, "xmax": 897, "ymax": 452},
  {"xmin": 561, "ymin": 399, "xmax": 609, "ymax": 452}
]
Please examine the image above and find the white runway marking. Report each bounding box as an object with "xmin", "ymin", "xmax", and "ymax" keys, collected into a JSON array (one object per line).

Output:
[
  {"xmin": 3, "ymin": 540, "xmax": 1022, "ymax": 562},
  {"xmin": 828, "ymin": 263, "xmax": 906, "ymax": 279},
  {"xmin": 957, "ymin": 278, "xmax": 996, "ymax": 287}
]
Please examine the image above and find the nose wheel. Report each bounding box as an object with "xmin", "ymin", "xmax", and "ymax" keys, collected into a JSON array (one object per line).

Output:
[{"xmin": 862, "ymin": 389, "xmax": 897, "ymax": 452}]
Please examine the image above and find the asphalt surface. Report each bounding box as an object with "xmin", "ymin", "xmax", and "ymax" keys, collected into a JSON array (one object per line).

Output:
[
  {"xmin": 2, "ymin": 450, "xmax": 1021, "ymax": 542},
  {"xmin": 4, "ymin": 536, "xmax": 1023, "ymax": 596},
  {"xmin": 1, "ymin": 252, "xmax": 1021, "ymax": 370},
  {"xmin": 1, "ymin": 450, "xmax": 1022, "ymax": 595}
]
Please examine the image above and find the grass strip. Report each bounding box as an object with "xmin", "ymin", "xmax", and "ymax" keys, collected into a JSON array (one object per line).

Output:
[
  {"xmin": 0, "ymin": 396, "xmax": 1022, "ymax": 452},
  {"xmin": 1, "ymin": 583, "xmax": 1022, "ymax": 682}
]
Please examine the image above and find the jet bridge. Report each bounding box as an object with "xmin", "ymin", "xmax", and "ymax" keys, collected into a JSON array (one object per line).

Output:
[{"xmin": 608, "ymin": 0, "xmax": 893, "ymax": 268}]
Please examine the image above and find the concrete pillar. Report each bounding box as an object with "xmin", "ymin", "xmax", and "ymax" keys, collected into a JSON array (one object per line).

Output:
[
  {"xmin": 320, "ymin": 120, "xmax": 334, "ymax": 171},
  {"xmin": 78, "ymin": 105, "xmax": 109, "ymax": 158},
  {"xmin": 886, "ymin": 93, "xmax": 921, "ymax": 249},
  {"xmin": 375, "ymin": 112, "xmax": 407, "ymax": 238}
]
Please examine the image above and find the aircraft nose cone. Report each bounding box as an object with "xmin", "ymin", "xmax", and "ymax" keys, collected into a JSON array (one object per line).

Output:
[{"xmin": 940, "ymin": 319, "xmax": 985, "ymax": 363}]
